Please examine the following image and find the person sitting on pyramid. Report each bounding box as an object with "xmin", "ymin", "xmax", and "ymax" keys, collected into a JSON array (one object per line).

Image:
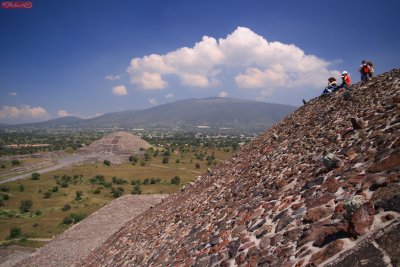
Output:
[
  {"xmin": 336, "ymin": 71, "xmax": 351, "ymax": 91},
  {"xmin": 321, "ymin": 77, "xmax": 338, "ymax": 96}
]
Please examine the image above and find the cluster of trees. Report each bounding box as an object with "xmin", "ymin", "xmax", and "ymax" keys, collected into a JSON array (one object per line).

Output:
[
  {"xmin": 0, "ymin": 159, "xmax": 21, "ymax": 169},
  {"xmin": 0, "ymin": 129, "xmax": 105, "ymax": 156},
  {"xmin": 62, "ymin": 213, "xmax": 86, "ymax": 225},
  {"xmin": 53, "ymin": 174, "xmax": 83, "ymax": 187}
]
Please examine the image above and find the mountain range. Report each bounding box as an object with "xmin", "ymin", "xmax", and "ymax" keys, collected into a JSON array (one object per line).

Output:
[{"xmin": 4, "ymin": 98, "xmax": 297, "ymax": 130}]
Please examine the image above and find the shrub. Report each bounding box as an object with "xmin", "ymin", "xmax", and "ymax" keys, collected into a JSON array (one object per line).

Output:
[
  {"xmin": 70, "ymin": 213, "xmax": 86, "ymax": 223},
  {"xmin": 75, "ymin": 191, "xmax": 83, "ymax": 201},
  {"xmin": 19, "ymin": 184, "xmax": 24, "ymax": 192},
  {"xmin": 110, "ymin": 187, "xmax": 124, "ymax": 198},
  {"xmin": 131, "ymin": 185, "xmax": 142, "ymax": 195},
  {"xmin": 62, "ymin": 216, "xmax": 73, "ymax": 225},
  {"xmin": 131, "ymin": 179, "xmax": 142, "ymax": 185},
  {"xmin": 195, "ymin": 163, "xmax": 200, "ymax": 169},
  {"xmin": 19, "ymin": 200, "xmax": 33, "ymax": 213},
  {"xmin": 175, "ymin": 159, "xmax": 180, "ymax": 163},
  {"xmin": 62, "ymin": 213, "xmax": 87, "ymax": 224},
  {"xmin": 43, "ymin": 191, "xmax": 52, "ymax": 198},
  {"xmin": 61, "ymin": 204, "xmax": 71, "ymax": 211},
  {"xmin": 35, "ymin": 210, "xmax": 42, "ymax": 216},
  {"xmin": 0, "ymin": 199, "xmax": 3, "ymax": 207},
  {"xmin": 52, "ymin": 186, "xmax": 58, "ymax": 192},
  {"xmin": 103, "ymin": 160, "xmax": 110, "ymax": 166},
  {"xmin": 3, "ymin": 194, "xmax": 9, "ymax": 200},
  {"xmin": 9, "ymin": 227, "xmax": 21, "ymax": 238},
  {"xmin": 143, "ymin": 178, "xmax": 150, "ymax": 185},
  {"xmin": 63, "ymin": 213, "xmax": 86, "ymax": 225},
  {"xmin": 112, "ymin": 177, "xmax": 127, "ymax": 184},
  {"xmin": 93, "ymin": 188, "xmax": 101, "ymax": 194},
  {"xmin": 129, "ymin": 155, "xmax": 138, "ymax": 162},
  {"xmin": 0, "ymin": 186, "xmax": 10, "ymax": 192},
  {"xmin": 89, "ymin": 175, "xmax": 105, "ymax": 185},
  {"xmin": 140, "ymin": 161, "xmax": 146, "ymax": 166},
  {"xmin": 31, "ymin": 172, "xmax": 41, "ymax": 180},
  {"xmin": 171, "ymin": 176, "xmax": 181, "ymax": 185},
  {"xmin": 11, "ymin": 159, "xmax": 21, "ymax": 166},
  {"xmin": 162, "ymin": 157, "xmax": 169, "ymax": 164},
  {"xmin": 144, "ymin": 153, "xmax": 151, "ymax": 161}
]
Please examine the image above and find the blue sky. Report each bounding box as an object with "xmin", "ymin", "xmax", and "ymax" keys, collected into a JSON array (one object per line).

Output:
[{"xmin": 1, "ymin": 0, "xmax": 399, "ymax": 123}]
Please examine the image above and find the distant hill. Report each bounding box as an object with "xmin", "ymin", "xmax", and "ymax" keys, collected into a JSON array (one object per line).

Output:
[
  {"xmin": 12, "ymin": 116, "xmax": 84, "ymax": 128},
  {"xmin": 6, "ymin": 98, "xmax": 297, "ymax": 130}
]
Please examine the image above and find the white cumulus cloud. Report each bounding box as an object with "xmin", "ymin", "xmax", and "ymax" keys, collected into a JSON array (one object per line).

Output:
[
  {"xmin": 0, "ymin": 105, "xmax": 49, "ymax": 120},
  {"xmin": 127, "ymin": 26, "xmax": 339, "ymax": 99},
  {"xmin": 148, "ymin": 98, "xmax": 159, "ymax": 105},
  {"xmin": 219, "ymin": 91, "xmax": 228, "ymax": 97},
  {"xmin": 112, "ymin": 85, "xmax": 128, "ymax": 96}
]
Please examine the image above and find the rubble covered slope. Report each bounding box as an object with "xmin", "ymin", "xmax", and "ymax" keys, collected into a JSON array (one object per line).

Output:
[{"xmin": 83, "ymin": 69, "xmax": 400, "ymax": 266}]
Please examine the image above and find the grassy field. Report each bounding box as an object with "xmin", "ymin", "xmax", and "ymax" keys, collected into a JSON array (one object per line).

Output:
[{"xmin": 0, "ymin": 147, "xmax": 232, "ymax": 246}]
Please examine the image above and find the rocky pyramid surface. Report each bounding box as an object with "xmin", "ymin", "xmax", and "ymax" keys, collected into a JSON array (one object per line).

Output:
[
  {"xmin": 15, "ymin": 195, "xmax": 166, "ymax": 267},
  {"xmin": 83, "ymin": 69, "xmax": 400, "ymax": 266},
  {"xmin": 79, "ymin": 131, "xmax": 150, "ymax": 155}
]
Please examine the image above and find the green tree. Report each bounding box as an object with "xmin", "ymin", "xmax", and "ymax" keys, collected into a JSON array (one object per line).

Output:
[
  {"xmin": 19, "ymin": 184, "xmax": 24, "ymax": 192},
  {"xmin": 171, "ymin": 176, "xmax": 181, "ymax": 185},
  {"xmin": 19, "ymin": 200, "xmax": 33, "ymax": 213},
  {"xmin": 0, "ymin": 186, "xmax": 9, "ymax": 192},
  {"xmin": 143, "ymin": 178, "xmax": 150, "ymax": 185},
  {"xmin": 31, "ymin": 172, "xmax": 41, "ymax": 180},
  {"xmin": 11, "ymin": 159, "xmax": 21, "ymax": 166},
  {"xmin": 110, "ymin": 187, "xmax": 124, "ymax": 198},
  {"xmin": 162, "ymin": 156, "xmax": 169, "ymax": 164},
  {"xmin": 9, "ymin": 227, "xmax": 22, "ymax": 238},
  {"xmin": 129, "ymin": 155, "xmax": 138, "ymax": 162},
  {"xmin": 103, "ymin": 160, "xmax": 111, "ymax": 166},
  {"xmin": 75, "ymin": 191, "xmax": 83, "ymax": 201},
  {"xmin": 61, "ymin": 204, "xmax": 71, "ymax": 211},
  {"xmin": 195, "ymin": 162, "xmax": 200, "ymax": 169},
  {"xmin": 144, "ymin": 153, "xmax": 151, "ymax": 161},
  {"xmin": 131, "ymin": 185, "xmax": 142, "ymax": 195}
]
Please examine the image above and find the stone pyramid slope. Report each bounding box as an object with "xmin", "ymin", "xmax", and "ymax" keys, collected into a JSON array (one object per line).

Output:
[
  {"xmin": 15, "ymin": 195, "xmax": 166, "ymax": 267},
  {"xmin": 83, "ymin": 69, "xmax": 400, "ymax": 266},
  {"xmin": 80, "ymin": 131, "xmax": 150, "ymax": 155}
]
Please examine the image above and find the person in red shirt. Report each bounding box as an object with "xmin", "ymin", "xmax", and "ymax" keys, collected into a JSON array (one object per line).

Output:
[{"xmin": 336, "ymin": 71, "xmax": 351, "ymax": 91}]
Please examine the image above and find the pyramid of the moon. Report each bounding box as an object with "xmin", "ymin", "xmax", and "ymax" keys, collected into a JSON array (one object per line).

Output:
[{"xmin": 81, "ymin": 131, "xmax": 150, "ymax": 154}]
